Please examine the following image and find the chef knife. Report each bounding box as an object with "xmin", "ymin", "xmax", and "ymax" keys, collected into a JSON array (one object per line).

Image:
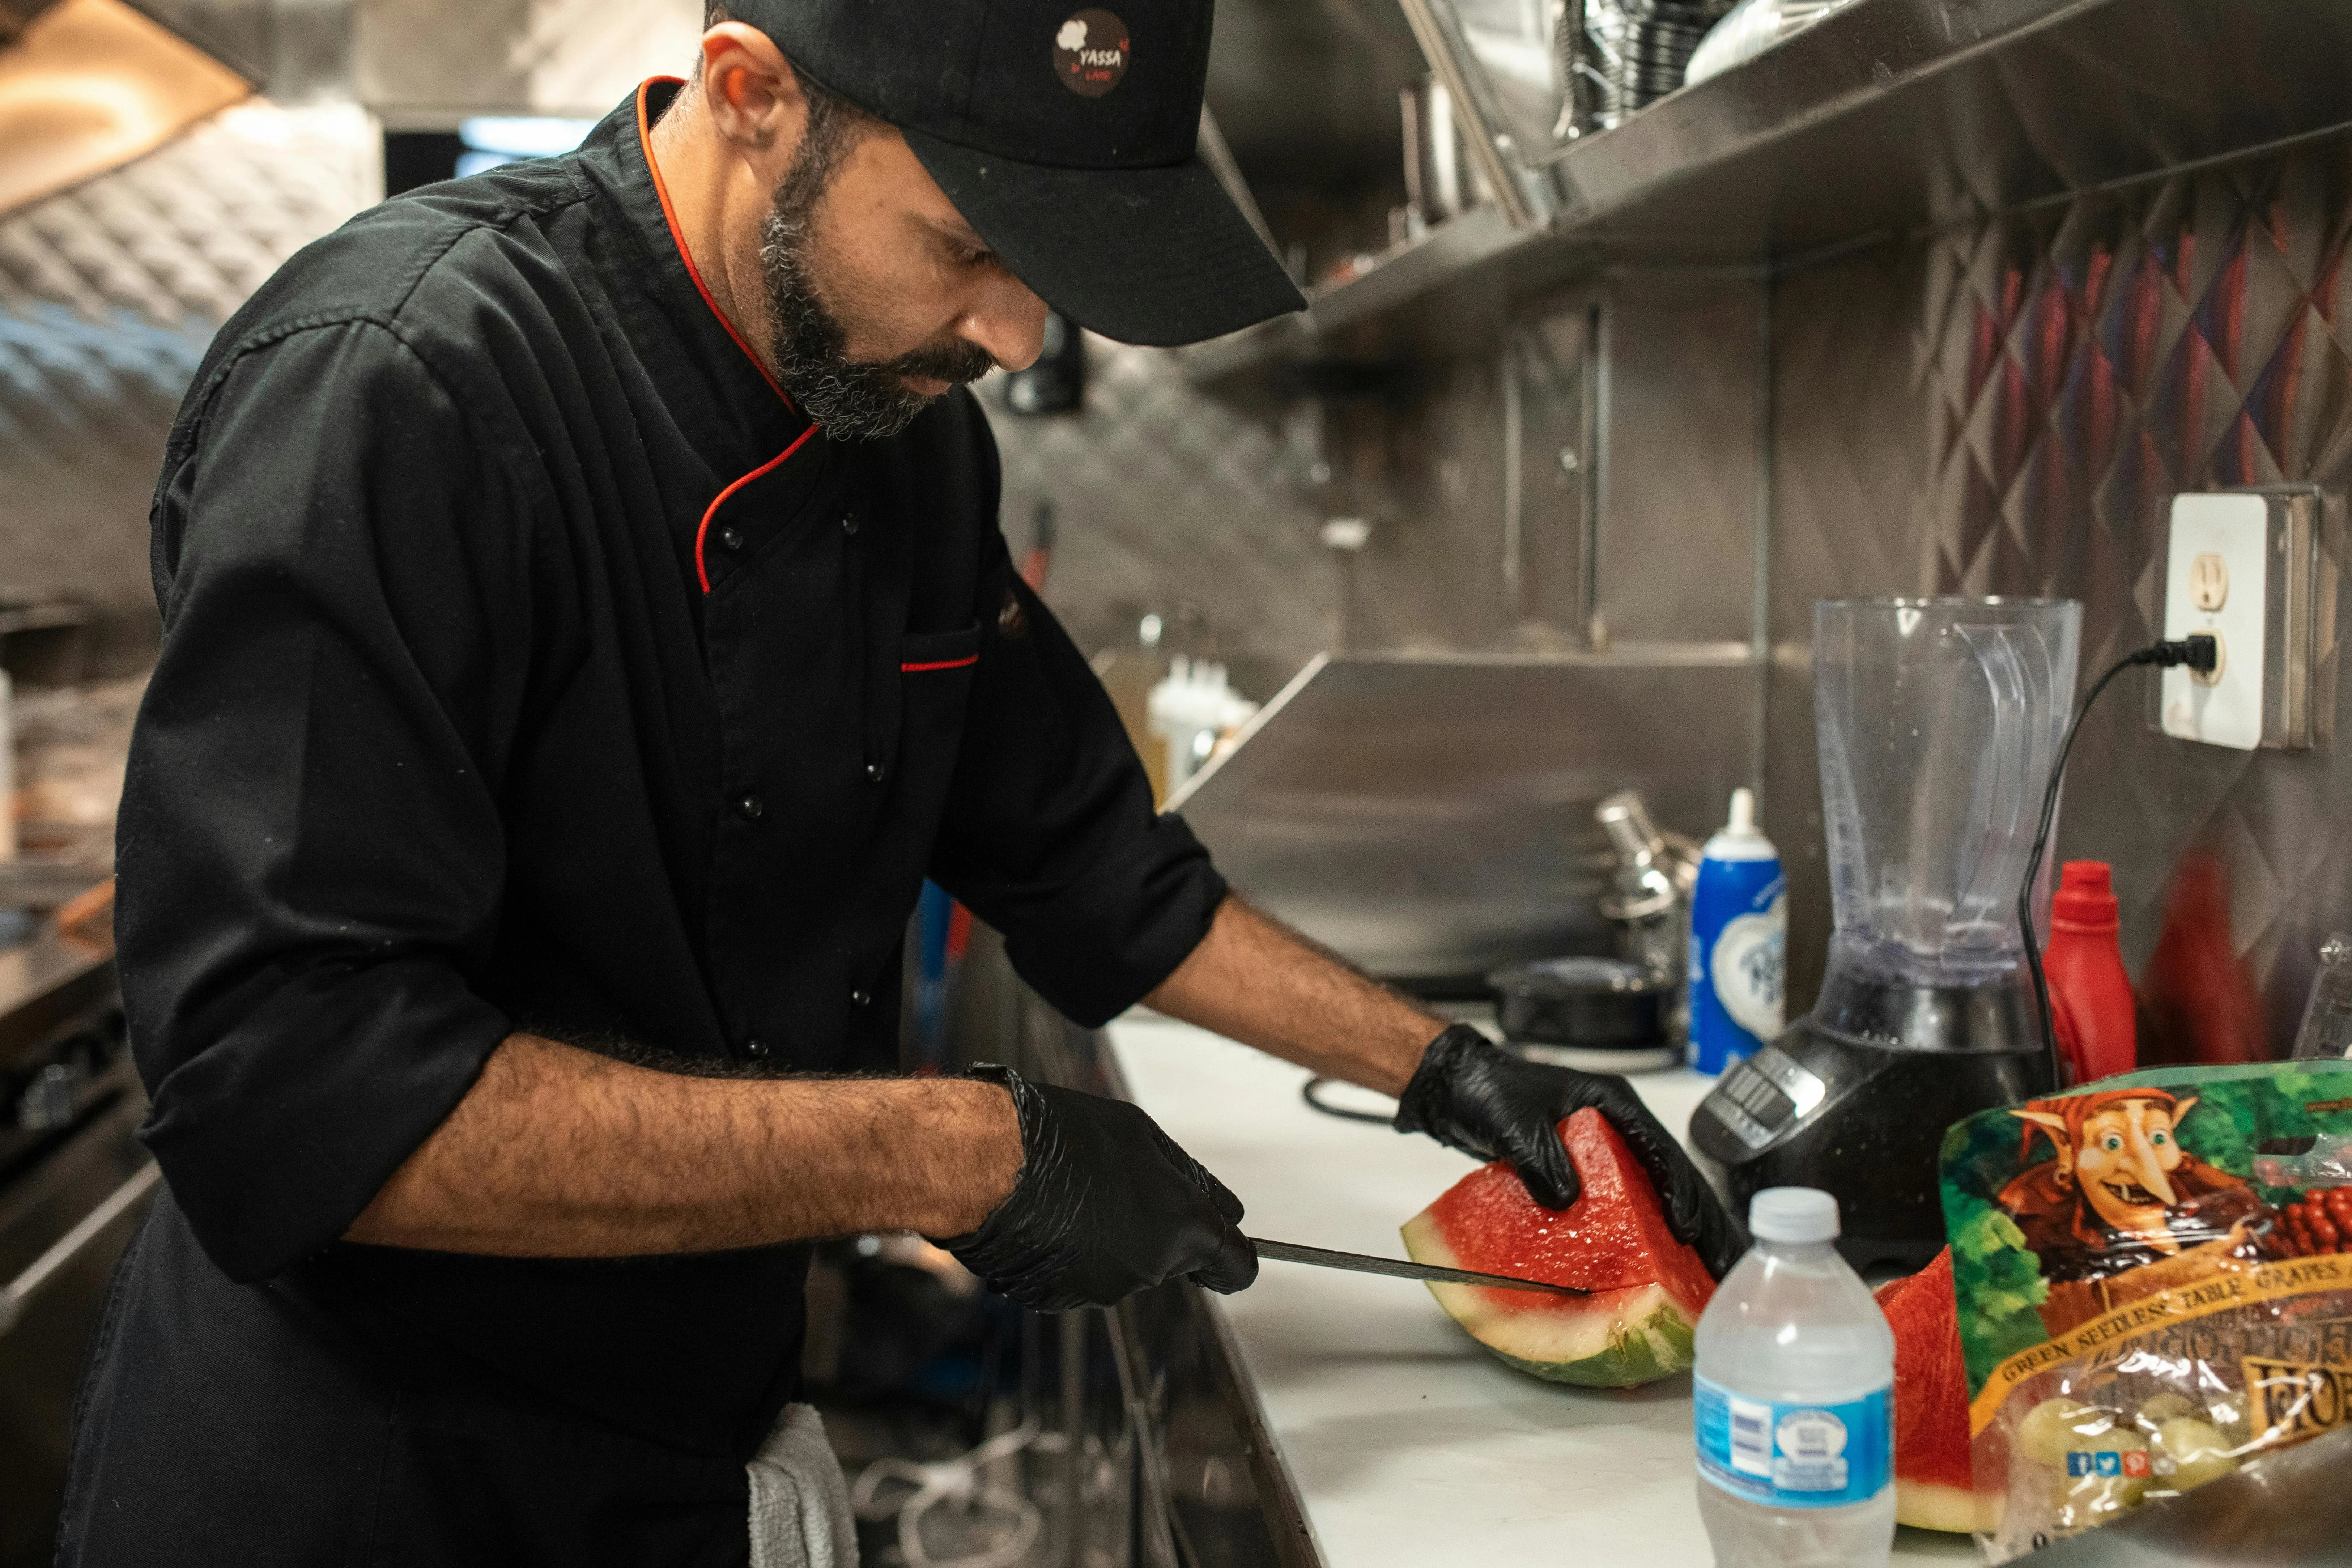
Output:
[{"xmin": 1249, "ymin": 1237, "xmax": 1589, "ymax": 1297}]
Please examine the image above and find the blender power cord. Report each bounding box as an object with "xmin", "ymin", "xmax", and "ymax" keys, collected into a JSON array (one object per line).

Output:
[
  {"xmin": 2020, "ymin": 632, "xmax": 2218, "ymax": 1089},
  {"xmin": 1302, "ymin": 1075, "xmax": 1397, "ymax": 1123}
]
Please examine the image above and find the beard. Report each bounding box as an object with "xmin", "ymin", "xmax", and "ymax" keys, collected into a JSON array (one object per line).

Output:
[{"xmin": 759, "ymin": 171, "xmax": 996, "ymax": 441}]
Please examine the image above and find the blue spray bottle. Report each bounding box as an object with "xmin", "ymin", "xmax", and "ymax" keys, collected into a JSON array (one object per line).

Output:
[{"xmin": 1688, "ymin": 787, "xmax": 1785, "ymax": 1074}]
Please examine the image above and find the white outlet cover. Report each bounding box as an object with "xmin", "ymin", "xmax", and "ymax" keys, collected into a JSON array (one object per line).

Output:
[{"xmin": 2161, "ymin": 492, "xmax": 2268, "ymax": 750}]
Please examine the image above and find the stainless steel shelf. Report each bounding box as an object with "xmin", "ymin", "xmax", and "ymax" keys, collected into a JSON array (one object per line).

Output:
[
  {"xmin": 1187, "ymin": 0, "xmax": 2352, "ymax": 387},
  {"xmin": 1181, "ymin": 205, "xmax": 1525, "ymax": 387}
]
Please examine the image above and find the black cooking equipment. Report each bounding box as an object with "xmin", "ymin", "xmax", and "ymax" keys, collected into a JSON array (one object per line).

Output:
[
  {"xmin": 0, "ymin": 897, "xmax": 148, "ymax": 1568},
  {"xmin": 1693, "ymin": 1025, "xmax": 2050, "ymax": 1273},
  {"xmin": 1489, "ymin": 957, "xmax": 1667, "ymax": 1054}
]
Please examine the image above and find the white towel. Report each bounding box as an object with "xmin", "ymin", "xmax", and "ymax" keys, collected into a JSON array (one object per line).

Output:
[{"xmin": 747, "ymin": 1402, "xmax": 859, "ymax": 1568}]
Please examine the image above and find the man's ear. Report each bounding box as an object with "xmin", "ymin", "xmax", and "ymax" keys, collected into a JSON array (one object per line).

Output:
[{"xmin": 697, "ymin": 21, "xmax": 804, "ymax": 154}]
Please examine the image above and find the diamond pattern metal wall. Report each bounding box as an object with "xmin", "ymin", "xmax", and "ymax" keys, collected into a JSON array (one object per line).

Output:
[
  {"xmin": 1769, "ymin": 136, "xmax": 2352, "ymax": 1059},
  {"xmin": 979, "ymin": 335, "xmax": 1334, "ymax": 692},
  {"xmin": 0, "ymin": 101, "xmax": 378, "ymax": 666}
]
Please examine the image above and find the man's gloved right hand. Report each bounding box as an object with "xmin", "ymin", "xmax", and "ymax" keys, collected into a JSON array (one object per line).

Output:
[
  {"xmin": 937, "ymin": 1064, "xmax": 1258, "ymax": 1312},
  {"xmin": 1395, "ymin": 1025, "xmax": 1747, "ymax": 1280}
]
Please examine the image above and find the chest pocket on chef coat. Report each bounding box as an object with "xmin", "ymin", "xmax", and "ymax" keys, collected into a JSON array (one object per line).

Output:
[
  {"xmin": 900, "ymin": 625, "xmax": 982, "ymax": 676},
  {"xmin": 884, "ymin": 623, "xmax": 982, "ymax": 797}
]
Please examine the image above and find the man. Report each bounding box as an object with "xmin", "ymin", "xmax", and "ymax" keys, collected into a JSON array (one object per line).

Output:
[{"xmin": 59, "ymin": 2, "xmax": 1740, "ymax": 1563}]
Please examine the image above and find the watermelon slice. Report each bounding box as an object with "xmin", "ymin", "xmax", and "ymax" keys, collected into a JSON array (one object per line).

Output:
[
  {"xmin": 1874, "ymin": 1247, "xmax": 1991, "ymax": 1533},
  {"xmin": 1398, "ymin": 1108, "xmax": 1715, "ymax": 1387}
]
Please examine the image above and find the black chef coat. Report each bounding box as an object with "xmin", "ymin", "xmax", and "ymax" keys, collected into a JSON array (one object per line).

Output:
[{"xmin": 58, "ymin": 80, "xmax": 1225, "ymax": 1567}]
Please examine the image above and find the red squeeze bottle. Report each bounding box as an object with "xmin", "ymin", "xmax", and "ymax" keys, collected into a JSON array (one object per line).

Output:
[{"xmin": 2045, "ymin": 861, "xmax": 2138, "ymax": 1083}]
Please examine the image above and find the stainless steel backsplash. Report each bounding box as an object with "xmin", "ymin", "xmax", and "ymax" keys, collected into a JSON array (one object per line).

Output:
[
  {"xmin": 995, "ymin": 136, "xmax": 2352, "ymax": 1059},
  {"xmin": 1766, "ymin": 140, "xmax": 2352, "ymax": 1057},
  {"xmin": 978, "ymin": 336, "xmax": 1335, "ymax": 687}
]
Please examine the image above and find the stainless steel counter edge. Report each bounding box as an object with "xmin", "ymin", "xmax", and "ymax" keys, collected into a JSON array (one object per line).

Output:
[{"xmin": 1188, "ymin": 1290, "xmax": 1324, "ymax": 1568}]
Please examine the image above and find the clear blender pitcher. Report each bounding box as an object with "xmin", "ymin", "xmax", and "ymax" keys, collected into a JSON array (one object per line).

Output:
[
  {"xmin": 1692, "ymin": 596, "xmax": 2081, "ymax": 1271},
  {"xmin": 1809, "ymin": 597, "xmax": 2081, "ymax": 1050}
]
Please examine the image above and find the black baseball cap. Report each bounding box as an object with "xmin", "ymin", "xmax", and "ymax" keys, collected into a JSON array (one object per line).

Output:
[{"xmin": 725, "ymin": 0, "xmax": 1305, "ymax": 347}]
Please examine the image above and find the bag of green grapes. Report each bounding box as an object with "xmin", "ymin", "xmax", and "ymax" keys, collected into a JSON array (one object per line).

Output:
[{"xmin": 1937, "ymin": 1061, "xmax": 2352, "ymax": 1560}]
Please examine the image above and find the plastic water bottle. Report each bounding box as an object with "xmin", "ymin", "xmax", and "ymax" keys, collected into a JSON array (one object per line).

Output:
[
  {"xmin": 1688, "ymin": 786, "xmax": 1785, "ymax": 1074},
  {"xmin": 2291, "ymin": 933, "xmax": 2352, "ymax": 1060},
  {"xmin": 1694, "ymin": 1189, "xmax": 1894, "ymax": 1568}
]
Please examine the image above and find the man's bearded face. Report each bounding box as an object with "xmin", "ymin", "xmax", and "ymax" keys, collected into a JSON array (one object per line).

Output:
[{"xmin": 758, "ymin": 112, "xmax": 996, "ymax": 440}]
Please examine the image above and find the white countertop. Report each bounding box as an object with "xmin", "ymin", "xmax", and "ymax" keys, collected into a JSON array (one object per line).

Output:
[{"xmin": 1105, "ymin": 1014, "xmax": 1977, "ymax": 1568}]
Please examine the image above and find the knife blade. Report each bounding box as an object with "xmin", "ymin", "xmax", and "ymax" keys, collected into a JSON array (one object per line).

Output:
[{"xmin": 1249, "ymin": 1237, "xmax": 1589, "ymax": 1297}]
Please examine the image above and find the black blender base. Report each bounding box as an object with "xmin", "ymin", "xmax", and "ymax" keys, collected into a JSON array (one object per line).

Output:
[{"xmin": 1691, "ymin": 1021, "xmax": 2053, "ymax": 1277}]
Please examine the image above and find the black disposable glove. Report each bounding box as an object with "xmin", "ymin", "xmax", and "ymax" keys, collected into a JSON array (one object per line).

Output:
[
  {"xmin": 938, "ymin": 1064, "xmax": 1258, "ymax": 1312},
  {"xmin": 1394, "ymin": 1024, "xmax": 1746, "ymax": 1279}
]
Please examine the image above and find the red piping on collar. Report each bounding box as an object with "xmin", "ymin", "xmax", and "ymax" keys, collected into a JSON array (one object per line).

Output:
[
  {"xmin": 640, "ymin": 78, "xmax": 822, "ymax": 597},
  {"xmin": 637, "ymin": 78, "xmax": 793, "ymax": 409},
  {"xmin": 695, "ymin": 422, "xmax": 820, "ymax": 593},
  {"xmin": 901, "ymin": 655, "xmax": 981, "ymax": 673}
]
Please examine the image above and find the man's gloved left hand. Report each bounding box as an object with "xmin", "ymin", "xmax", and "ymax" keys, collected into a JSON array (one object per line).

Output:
[{"xmin": 1394, "ymin": 1023, "xmax": 1746, "ymax": 1279}]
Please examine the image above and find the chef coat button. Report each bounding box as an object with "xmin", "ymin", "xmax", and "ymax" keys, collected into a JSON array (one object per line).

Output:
[
  {"xmin": 841, "ymin": 511, "xmax": 861, "ymax": 536},
  {"xmin": 734, "ymin": 793, "xmax": 764, "ymax": 820},
  {"xmin": 850, "ymin": 988, "xmax": 873, "ymax": 1008},
  {"xmin": 743, "ymin": 1037, "xmax": 770, "ymax": 1060},
  {"xmin": 717, "ymin": 524, "xmax": 744, "ymax": 552},
  {"xmin": 864, "ymin": 761, "xmax": 886, "ymax": 786}
]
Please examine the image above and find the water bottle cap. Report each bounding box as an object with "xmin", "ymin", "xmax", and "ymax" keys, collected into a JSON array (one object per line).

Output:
[{"xmin": 1749, "ymin": 1186, "xmax": 1840, "ymax": 1243}]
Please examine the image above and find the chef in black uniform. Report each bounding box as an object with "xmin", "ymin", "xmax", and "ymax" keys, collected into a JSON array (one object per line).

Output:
[{"xmin": 58, "ymin": 1, "xmax": 1742, "ymax": 1563}]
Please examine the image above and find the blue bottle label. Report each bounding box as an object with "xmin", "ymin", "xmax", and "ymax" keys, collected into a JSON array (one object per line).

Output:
[
  {"xmin": 1694, "ymin": 1376, "xmax": 1891, "ymax": 1508},
  {"xmin": 1688, "ymin": 860, "xmax": 1785, "ymax": 1074}
]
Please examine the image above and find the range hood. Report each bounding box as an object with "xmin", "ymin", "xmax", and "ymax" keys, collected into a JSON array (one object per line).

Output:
[
  {"xmin": 0, "ymin": 0, "xmax": 249, "ymax": 218},
  {"xmin": 354, "ymin": 0, "xmax": 702, "ymax": 126},
  {"xmin": 1166, "ymin": 649, "xmax": 1758, "ymax": 992}
]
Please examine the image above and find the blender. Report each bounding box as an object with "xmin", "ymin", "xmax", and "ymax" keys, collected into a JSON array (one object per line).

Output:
[{"xmin": 1693, "ymin": 598, "xmax": 2081, "ymax": 1272}]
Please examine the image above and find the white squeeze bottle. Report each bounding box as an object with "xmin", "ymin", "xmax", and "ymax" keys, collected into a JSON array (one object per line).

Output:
[{"xmin": 1694, "ymin": 1189, "xmax": 1895, "ymax": 1568}]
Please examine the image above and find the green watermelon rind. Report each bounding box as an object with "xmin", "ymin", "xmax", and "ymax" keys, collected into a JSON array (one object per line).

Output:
[
  {"xmin": 1400, "ymin": 1210, "xmax": 1705, "ymax": 1388},
  {"xmin": 1474, "ymin": 1293, "xmax": 1697, "ymax": 1386}
]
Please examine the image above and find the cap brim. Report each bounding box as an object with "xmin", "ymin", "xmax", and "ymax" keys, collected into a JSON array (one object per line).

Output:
[{"xmin": 902, "ymin": 130, "xmax": 1305, "ymax": 348}]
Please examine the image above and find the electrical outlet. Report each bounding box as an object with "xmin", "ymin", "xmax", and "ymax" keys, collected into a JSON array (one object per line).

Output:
[{"xmin": 2159, "ymin": 488, "xmax": 2321, "ymax": 751}]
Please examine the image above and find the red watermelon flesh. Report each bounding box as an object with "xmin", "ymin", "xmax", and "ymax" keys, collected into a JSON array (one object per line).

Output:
[
  {"xmin": 1399, "ymin": 1108, "xmax": 1715, "ymax": 1388},
  {"xmin": 1874, "ymin": 1247, "xmax": 1990, "ymax": 1533}
]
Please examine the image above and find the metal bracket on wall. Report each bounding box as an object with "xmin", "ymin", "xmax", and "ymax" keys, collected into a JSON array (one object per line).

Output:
[
  {"xmin": 1500, "ymin": 295, "xmax": 1604, "ymax": 642},
  {"xmin": 1390, "ymin": 0, "xmax": 1545, "ymax": 229}
]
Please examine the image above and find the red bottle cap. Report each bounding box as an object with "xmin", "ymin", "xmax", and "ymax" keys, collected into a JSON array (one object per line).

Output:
[{"xmin": 2051, "ymin": 860, "xmax": 2119, "ymax": 933}]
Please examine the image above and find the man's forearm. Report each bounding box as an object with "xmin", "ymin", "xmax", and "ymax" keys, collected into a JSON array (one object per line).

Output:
[
  {"xmin": 1144, "ymin": 895, "xmax": 1444, "ymax": 1096},
  {"xmin": 346, "ymin": 1033, "xmax": 1022, "ymax": 1257}
]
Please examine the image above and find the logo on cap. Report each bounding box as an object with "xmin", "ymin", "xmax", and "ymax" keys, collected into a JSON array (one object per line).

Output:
[{"xmin": 1053, "ymin": 9, "xmax": 1129, "ymax": 98}]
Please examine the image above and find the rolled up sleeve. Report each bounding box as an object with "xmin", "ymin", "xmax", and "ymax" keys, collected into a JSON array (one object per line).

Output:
[
  {"xmin": 928, "ymin": 548, "xmax": 1227, "ymax": 1027},
  {"xmin": 120, "ymin": 321, "xmax": 537, "ymax": 1282}
]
